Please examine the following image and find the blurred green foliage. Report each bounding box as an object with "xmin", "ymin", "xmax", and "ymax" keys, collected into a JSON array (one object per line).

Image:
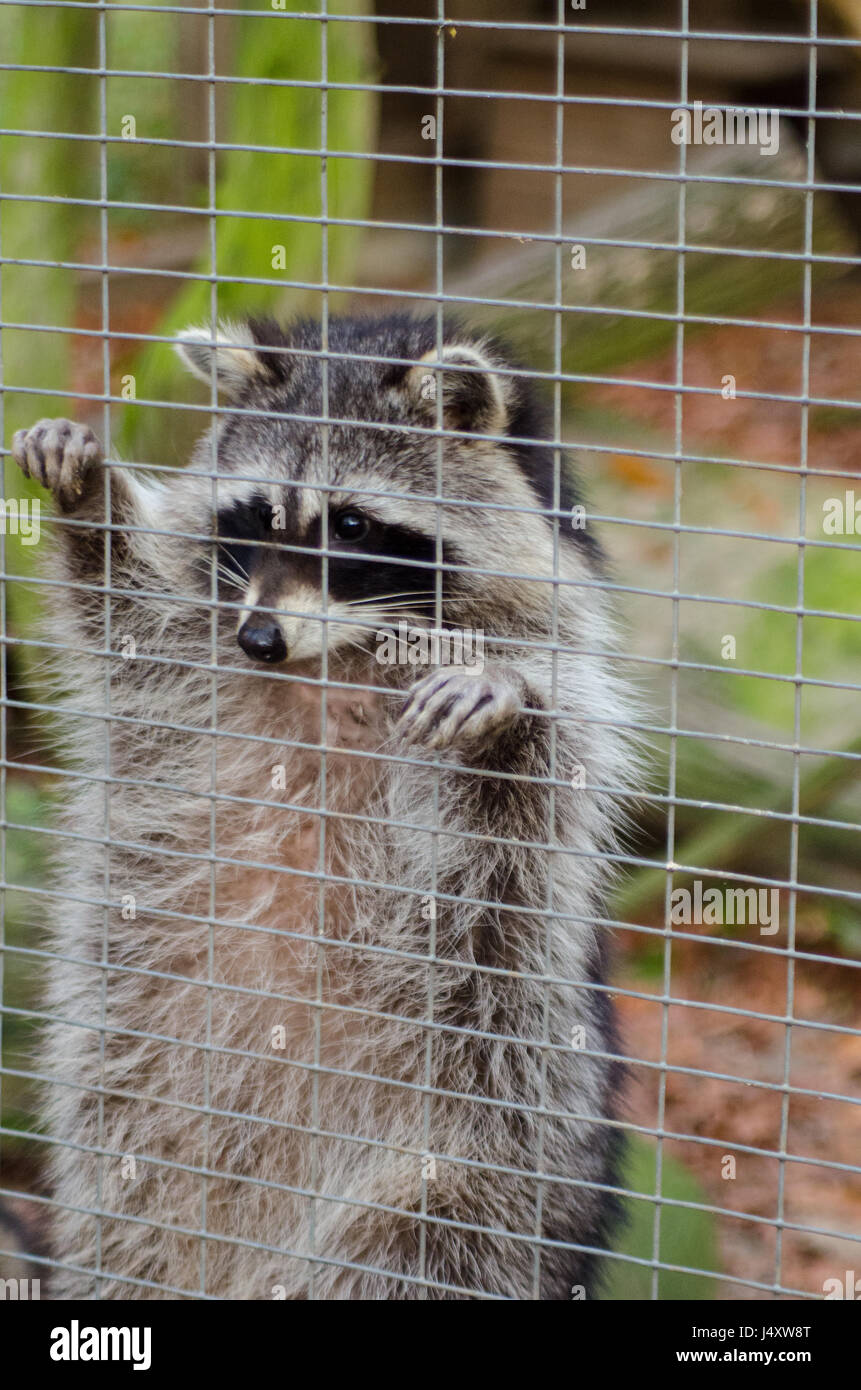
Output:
[
  {"xmin": 0, "ymin": 5, "xmax": 99, "ymax": 580},
  {"xmin": 1, "ymin": 0, "xmax": 378, "ymax": 610},
  {"xmin": 604, "ymin": 1136, "xmax": 720, "ymax": 1300},
  {"xmin": 615, "ymin": 525, "xmax": 861, "ymax": 942},
  {"xmin": 117, "ymin": 0, "xmax": 378, "ymax": 461}
]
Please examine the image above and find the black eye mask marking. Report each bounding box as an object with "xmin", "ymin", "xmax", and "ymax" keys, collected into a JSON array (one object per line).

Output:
[
  {"xmin": 304, "ymin": 514, "xmax": 456, "ymax": 606},
  {"xmin": 216, "ymin": 495, "xmax": 274, "ymax": 543},
  {"xmin": 214, "ymin": 494, "xmax": 278, "ymax": 586},
  {"xmin": 211, "ymin": 497, "xmax": 461, "ymax": 612}
]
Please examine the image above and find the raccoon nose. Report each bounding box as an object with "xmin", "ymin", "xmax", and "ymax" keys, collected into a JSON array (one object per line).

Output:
[{"xmin": 237, "ymin": 619, "xmax": 288, "ymax": 664}]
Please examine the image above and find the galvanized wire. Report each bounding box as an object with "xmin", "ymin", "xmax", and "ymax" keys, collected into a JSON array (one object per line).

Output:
[{"xmin": 0, "ymin": 0, "xmax": 858, "ymax": 1302}]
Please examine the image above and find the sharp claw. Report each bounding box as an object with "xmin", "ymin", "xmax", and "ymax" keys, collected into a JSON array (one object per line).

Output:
[
  {"xmin": 11, "ymin": 431, "xmax": 30, "ymax": 475},
  {"xmin": 27, "ymin": 441, "xmax": 46, "ymax": 484},
  {"xmin": 7, "ymin": 419, "xmax": 102, "ymax": 508},
  {"xmin": 447, "ymin": 689, "xmax": 494, "ymax": 744},
  {"xmin": 397, "ymin": 668, "xmax": 517, "ymax": 753}
]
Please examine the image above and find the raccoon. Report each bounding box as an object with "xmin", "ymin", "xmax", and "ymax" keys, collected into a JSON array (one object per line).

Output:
[{"xmin": 12, "ymin": 314, "xmax": 635, "ymax": 1300}]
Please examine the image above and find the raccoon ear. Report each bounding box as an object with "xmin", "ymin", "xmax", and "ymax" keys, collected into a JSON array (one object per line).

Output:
[
  {"xmin": 175, "ymin": 320, "xmax": 271, "ymax": 400},
  {"xmin": 406, "ymin": 344, "xmax": 509, "ymax": 435}
]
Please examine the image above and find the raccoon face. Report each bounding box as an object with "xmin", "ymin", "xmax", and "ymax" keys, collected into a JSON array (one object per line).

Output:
[
  {"xmin": 177, "ymin": 315, "xmax": 585, "ymax": 668},
  {"xmin": 213, "ymin": 486, "xmax": 447, "ymax": 667}
]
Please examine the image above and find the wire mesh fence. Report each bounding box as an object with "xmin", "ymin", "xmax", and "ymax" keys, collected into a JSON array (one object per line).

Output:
[{"xmin": 0, "ymin": 0, "xmax": 859, "ymax": 1301}]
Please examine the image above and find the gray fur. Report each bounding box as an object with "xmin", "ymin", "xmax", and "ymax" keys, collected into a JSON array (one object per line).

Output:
[{"xmin": 12, "ymin": 314, "xmax": 637, "ymax": 1300}]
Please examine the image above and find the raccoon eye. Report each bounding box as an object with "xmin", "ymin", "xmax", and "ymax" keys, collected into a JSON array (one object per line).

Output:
[
  {"xmin": 255, "ymin": 500, "xmax": 274, "ymax": 530},
  {"xmin": 333, "ymin": 509, "xmax": 370, "ymax": 543}
]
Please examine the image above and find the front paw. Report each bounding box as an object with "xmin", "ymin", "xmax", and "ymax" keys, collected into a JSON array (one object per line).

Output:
[
  {"xmin": 397, "ymin": 666, "xmax": 520, "ymax": 752},
  {"xmin": 11, "ymin": 418, "xmax": 102, "ymax": 513}
]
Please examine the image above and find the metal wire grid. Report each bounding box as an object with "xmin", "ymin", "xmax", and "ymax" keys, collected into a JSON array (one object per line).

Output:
[{"xmin": 0, "ymin": 0, "xmax": 857, "ymax": 1299}]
